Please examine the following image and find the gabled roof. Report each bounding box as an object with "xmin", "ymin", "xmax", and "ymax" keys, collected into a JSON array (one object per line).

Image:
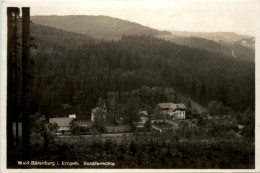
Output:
[
  {"xmin": 174, "ymin": 103, "xmax": 186, "ymax": 110},
  {"xmin": 158, "ymin": 103, "xmax": 175, "ymax": 109},
  {"xmin": 158, "ymin": 103, "xmax": 186, "ymax": 110},
  {"xmin": 49, "ymin": 118, "xmax": 73, "ymax": 127},
  {"xmin": 139, "ymin": 110, "xmax": 148, "ymax": 116},
  {"xmin": 92, "ymin": 107, "xmax": 107, "ymax": 114}
]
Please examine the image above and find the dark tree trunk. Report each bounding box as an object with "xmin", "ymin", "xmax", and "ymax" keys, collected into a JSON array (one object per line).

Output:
[
  {"xmin": 7, "ymin": 7, "xmax": 15, "ymax": 149},
  {"xmin": 22, "ymin": 7, "xmax": 30, "ymax": 161},
  {"xmin": 7, "ymin": 7, "xmax": 20, "ymax": 149},
  {"xmin": 14, "ymin": 13, "xmax": 20, "ymax": 146}
]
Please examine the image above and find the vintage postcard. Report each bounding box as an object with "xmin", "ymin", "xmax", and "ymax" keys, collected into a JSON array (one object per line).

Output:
[{"xmin": 1, "ymin": 0, "xmax": 259, "ymax": 172}]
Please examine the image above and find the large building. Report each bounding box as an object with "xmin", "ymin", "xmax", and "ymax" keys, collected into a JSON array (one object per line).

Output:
[
  {"xmin": 49, "ymin": 116, "xmax": 74, "ymax": 134},
  {"xmin": 158, "ymin": 103, "xmax": 186, "ymax": 120}
]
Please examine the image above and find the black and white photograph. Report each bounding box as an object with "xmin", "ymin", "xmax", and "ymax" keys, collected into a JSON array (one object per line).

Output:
[{"xmin": 0, "ymin": 0, "xmax": 259, "ymax": 171}]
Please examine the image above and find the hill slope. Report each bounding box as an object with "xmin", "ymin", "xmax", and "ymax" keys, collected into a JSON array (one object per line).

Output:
[
  {"xmin": 31, "ymin": 15, "xmax": 171, "ymax": 40},
  {"xmin": 170, "ymin": 30, "xmax": 253, "ymax": 43},
  {"xmin": 31, "ymin": 23, "xmax": 94, "ymax": 55},
  {"xmin": 159, "ymin": 35, "xmax": 255, "ymax": 63},
  {"xmin": 28, "ymin": 24, "xmax": 254, "ymax": 116}
]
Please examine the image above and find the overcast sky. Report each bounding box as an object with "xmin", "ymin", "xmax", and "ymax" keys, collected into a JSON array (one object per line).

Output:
[{"xmin": 2, "ymin": 0, "xmax": 259, "ymax": 36}]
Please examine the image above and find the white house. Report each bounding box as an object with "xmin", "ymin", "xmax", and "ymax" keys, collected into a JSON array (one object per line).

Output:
[
  {"xmin": 49, "ymin": 117, "xmax": 73, "ymax": 134},
  {"xmin": 158, "ymin": 103, "xmax": 186, "ymax": 120},
  {"xmin": 172, "ymin": 103, "xmax": 186, "ymax": 119},
  {"xmin": 69, "ymin": 114, "xmax": 76, "ymax": 119}
]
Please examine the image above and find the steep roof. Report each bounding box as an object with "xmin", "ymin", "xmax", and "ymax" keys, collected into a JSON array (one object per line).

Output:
[
  {"xmin": 139, "ymin": 110, "xmax": 148, "ymax": 116},
  {"xmin": 92, "ymin": 107, "xmax": 107, "ymax": 114},
  {"xmin": 158, "ymin": 103, "xmax": 186, "ymax": 110},
  {"xmin": 158, "ymin": 103, "xmax": 175, "ymax": 109},
  {"xmin": 49, "ymin": 118, "xmax": 73, "ymax": 127},
  {"xmin": 174, "ymin": 103, "xmax": 186, "ymax": 110}
]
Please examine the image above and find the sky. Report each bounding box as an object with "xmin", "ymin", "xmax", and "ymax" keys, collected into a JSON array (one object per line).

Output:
[{"xmin": 1, "ymin": 0, "xmax": 259, "ymax": 36}]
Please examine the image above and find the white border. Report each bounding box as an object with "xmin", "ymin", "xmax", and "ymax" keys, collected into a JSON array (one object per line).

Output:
[{"xmin": 1, "ymin": 0, "xmax": 260, "ymax": 172}]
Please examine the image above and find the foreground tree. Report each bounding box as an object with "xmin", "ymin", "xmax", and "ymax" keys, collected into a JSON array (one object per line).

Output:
[
  {"xmin": 208, "ymin": 100, "xmax": 227, "ymax": 117},
  {"xmin": 29, "ymin": 113, "xmax": 58, "ymax": 150},
  {"xmin": 122, "ymin": 97, "xmax": 140, "ymax": 128},
  {"xmin": 93, "ymin": 108, "xmax": 106, "ymax": 132},
  {"xmin": 97, "ymin": 97, "xmax": 106, "ymax": 109}
]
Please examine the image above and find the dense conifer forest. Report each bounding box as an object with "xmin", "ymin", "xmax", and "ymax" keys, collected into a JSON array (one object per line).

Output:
[
  {"xmin": 28, "ymin": 138, "xmax": 254, "ymax": 169},
  {"xmin": 28, "ymin": 23, "xmax": 255, "ymax": 118}
]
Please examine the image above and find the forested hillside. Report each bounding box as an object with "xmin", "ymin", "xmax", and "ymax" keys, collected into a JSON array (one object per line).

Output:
[
  {"xmin": 31, "ymin": 15, "xmax": 171, "ymax": 40},
  {"xmin": 159, "ymin": 35, "xmax": 255, "ymax": 63},
  {"xmin": 31, "ymin": 24, "xmax": 94, "ymax": 54},
  {"xmin": 29, "ymin": 23, "xmax": 255, "ymax": 118}
]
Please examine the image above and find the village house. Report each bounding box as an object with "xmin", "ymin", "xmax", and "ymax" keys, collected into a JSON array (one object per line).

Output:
[
  {"xmin": 49, "ymin": 117, "xmax": 74, "ymax": 134},
  {"xmin": 172, "ymin": 103, "xmax": 186, "ymax": 119},
  {"xmin": 68, "ymin": 114, "xmax": 76, "ymax": 119},
  {"xmin": 238, "ymin": 124, "xmax": 245, "ymax": 130},
  {"xmin": 158, "ymin": 103, "xmax": 186, "ymax": 120},
  {"xmin": 139, "ymin": 111, "xmax": 148, "ymax": 123},
  {"xmin": 134, "ymin": 110, "xmax": 149, "ymax": 128},
  {"xmin": 91, "ymin": 107, "xmax": 107, "ymax": 122}
]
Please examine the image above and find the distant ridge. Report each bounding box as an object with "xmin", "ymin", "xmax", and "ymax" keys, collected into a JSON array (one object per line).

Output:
[
  {"xmin": 31, "ymin": 15, "xmax": 254, "ymax": 63},
  {"xmin": 159, "ymin": 35, "xmax": 255, "ymax": 63},
  {"xmin": 31, "ymin": 15, "xmax": 171, "ymax": 40},
  {"xmin": 170, "ymin": 30, "xmax": 253, "ymax": 43}
]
